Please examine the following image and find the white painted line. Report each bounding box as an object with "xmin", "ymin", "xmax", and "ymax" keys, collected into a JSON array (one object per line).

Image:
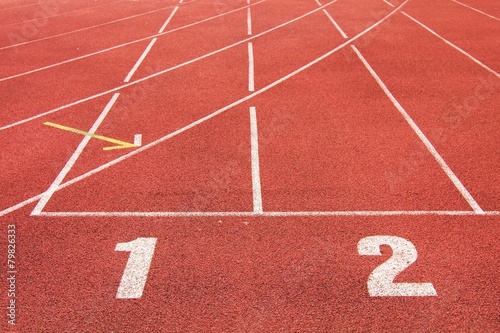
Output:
[
  {"xmin": 134, "ymin": 134, "xmax": 142, "ymax": 146},
  {"xmin": 124, "ymin": 38, "xmax": 157, "ymax": 82},
  {"xmin": 403, "ymin": 12, "xmax": 500, "ymax": 78},
  {"xmin": 451, "ymin": 0, "xmax": 500, "ymax": 21},
  {"xmin": 0, "ymin": 194, "xmax": 44, "ymax": 217},
  {"xmin": 247, "ymin": 0, "xmax": 250, "ymax": 5},
  {"xmin": 0, "ymin": 0, "xmax": 196, "ymax": 51},
  {"xmin": 247, "ymin": 7, "xmax": 252, "ymax": 35},
  {"xmin": 31, "ymin": 93, "xmax": 120, "ymax": 215},
  {"xmin": 248, "ymin": 42, "xmax": 255, "ymax": 91},
  {"xmin": 1, "ymin": 2, "xmax": 274, "ymax": 131},
  {"xmin": 322, "ymin": 9, "xmax": 348, "ymax": 38},
  {"xmin": 250, "ymin": 107, "xmax": 263, "ymax": 213},
  {"xmin": 0, "ymin": 0, "xmax": 409, "ymax": 218},
  {"xmin": 0, "ymin": 0, "xmax": 267, "ymax": 83},
  {"xmin": 158, "ymin": 6, "xmax": 179, "ymax": 33},
  {"xmin": 49, "ymin": 0, "xmax": 409, "ymax": 205},
  {"xmin": 351, "ymin": 45, "xmax": 484, "ymax": 214},
  {"xmin": 38, "ymin": 210, "xmax": 500, "ymax": 217},
  {"xmin": 315, "ymin": 0, "xmax": 323, "ymax": 6},
  {"xmin": 383, "ymin": 0, "xmax": 395, "ymax": 8}
]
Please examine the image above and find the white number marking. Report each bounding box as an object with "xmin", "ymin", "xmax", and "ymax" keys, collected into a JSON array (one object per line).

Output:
[
  {"xmin": 115, "ymin": 238, "xmax": 157, "ymax": 299},
  {"xmin": 358, "ymin": 236, "xmax": 437, "ymax": 297}
]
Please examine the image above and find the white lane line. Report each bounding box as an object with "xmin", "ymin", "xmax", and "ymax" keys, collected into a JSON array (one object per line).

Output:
[
  {"xmin": 0, "ymin": 0, "xmax": 196, "ymax": 50},
  {"xmin": 124, "ymin": 38, "xmax": 157, "ymax": 82},
  {"xmin": 31, "ymin": 93, "xmax": 120, "ymax": 215},
  {"xmin": 0, "ymin": 0, "xmax": 341, "ymax": 131},
  {"xmin": 248, "ymin": 42, "xmax": 255, "ymax": 91},
  {"xmin": 322, "ymin": 9, "xmax": 348, "ymax": 38},
  {"xmin": 0, "ymin": 0, "xmax": 409, "ymax": 217},
  {"xmin": 402, "ymin": 12, "xmax": 500, "ymax": 78},
  {"xmin": 0, "ymin": 0, "xmax": 267, "ymax": 83},
  {"xmin": 351, "ymin": 45, "xmax": 484, "ymax": 214},
  {"xmin": 247, "ymin": 7, "xmax": 252, "ymax": 35},
  {"xmin": 315, "ymin": 0, "xmax": 323, "ymax": 6},
  {"xmin": 158, "ymin": 5, "xmax": 179, "ymax": 33},
  {"xmin": 1, "ymin": 0, "xmax": 129, "ymax": 28},
  {"xmin": 48, "ymin": 0, "xmax": 409, "ymax": 200},
  {"xmin": 250, "ymin": 107, "xmax": 263, "ymax": 213},
  {"xmin": 38, "ymin": 210, "xmax": 500, "ymax": 217},
  {"xmin": 451, "ymin": 0, "xmax": 500, "ymax": 21},
  {"xmin": 0, "ymin": 195, "xmax": 44, "ymax": 217},
  {"xmin": 383, "ymin": 0, "xmax": 395, "ymax": 8}
]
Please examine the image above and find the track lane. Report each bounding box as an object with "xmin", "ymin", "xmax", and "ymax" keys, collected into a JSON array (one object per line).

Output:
[
  {"xmin": 0, "ymin": 0, "xmax": 266, "ymax": 82},
  {"xmin": 0, "ymin": 95, "xmax": 122, "ymax": 212},
  {"xmin": 9, "ymin": 210, "xmax": 499, "ymax": 331},
  {"xmin": 1, "ymin": 0, "xmax": 410, "ymax": 216},
  {"xmin": 0, "ymin": 10, "xmax": 175, "ymax": 78},
  {"xmin": 325, "ymin": 0, "xmax": 394, "ymax": 38},
  {"xmin": 0, "ymin": 0, "xmax": 188, "ymax": 48},
  {"xmin": 44, "ymin": 106, "xmax": 254, "ymax": 213},
  {"xmin": 1, "ymin": 1, "xmax": 499, "ymax": 332},
  {"xmin": 399, "ymin": 0, "xmax": 500, "ymax": 72},
  {"xmin": 0, "ymin": 0, "xmax": 346, "ymax": 131},
  {"xmin": 356, "ymin": 12, "xmax": 500, "ymax": 210},
  {"xmin": 130, "ymin": 1, "xmax": 249, "ymax": 80},
  {"xmin": 250, "ymin": 0, "xmax": 318, "ymax": 34},
  {"xmin": 0, "ymin": 40, "xmax": 153, "ymax": 126},
  {"xmin": 253, "ymin": 50, "xmax": 472, "ymax": 212},
  {"xmin": 53, "ymin": 45, "xmax": 250, "ymax": 199},
  {"xmin": 451, "ymin": 0, "xmax": 500, "ymax": 18}
]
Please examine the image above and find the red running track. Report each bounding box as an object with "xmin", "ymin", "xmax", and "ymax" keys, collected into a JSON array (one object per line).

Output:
[{"xmin": 0, "ymin": 0, "xmax": 499, "ymax": 331}]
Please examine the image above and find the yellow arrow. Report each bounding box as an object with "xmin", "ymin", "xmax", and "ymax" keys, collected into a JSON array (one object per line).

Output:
[{"xmin": 44, "ymin": 122, "xmax": 139, "ymax": 151}]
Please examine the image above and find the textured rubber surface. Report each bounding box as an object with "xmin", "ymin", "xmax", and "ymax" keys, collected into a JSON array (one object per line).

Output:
[{"xmin": 0, "ymin": 0, "xmax": 498, "ymax": 331}]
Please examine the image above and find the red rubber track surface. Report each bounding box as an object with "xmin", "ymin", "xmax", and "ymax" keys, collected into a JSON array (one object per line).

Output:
[{"xmin": 0, "ymin": 0, "xmax": 499, "ymax": 331}]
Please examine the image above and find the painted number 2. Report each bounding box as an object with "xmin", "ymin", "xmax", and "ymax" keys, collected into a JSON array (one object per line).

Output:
[
  {"xmin": 115, "ymin": 236, "xmax": 437, "ymax": 299},
  {"xmin": 115, "ymin": 238, "xmax": 157, "ymax": 299},
  {"xmin": 358, "ymin": 236, "xmax": 437, "ymax": 297}
]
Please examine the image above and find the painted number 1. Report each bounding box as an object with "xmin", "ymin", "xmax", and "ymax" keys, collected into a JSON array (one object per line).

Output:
[
  {"xmin": 115, "ymin": 237, "xmax": 157, "ymax": 299},
  {"xmin": 358, "ymin": 236, "xmax": 437, "ymax": 297},
  {"xmin": 115, "ymin": 236, "xmax": 436, "ymax": 299}
]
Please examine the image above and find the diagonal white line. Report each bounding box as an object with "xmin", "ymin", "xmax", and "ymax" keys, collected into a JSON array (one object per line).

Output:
[
  {"xmin": 1, "ymin": 0, "xmax": 409, "ymax": 217},
  {"xmin": 0, "ymin": 0, "xmax": 339, "ymax": 131},
  {"xmin": 158, "ymin": 5, "xmax": 179, "ymax": 33},
  {"xmin": 322, "ymin": 9, "xmax": 348, "ymax": 38},
  {"xmin": 0, "ymin": 0, "xmax": 198, "ymax": 50},
  {"xmin": 51, "ymin": 0, "xmax": 410, "ymax": 198},
  {"xmin": 351, "ymin": 45, "xmax": 483, "ymax": 213},
  {"xmin": 403, "ymin": 12, "xmax": 500, "ymax": 78},
  {"xmin": 123, "ymin": 38, "xmax": 157, "ymax": 82},
  {"xmin": 383, "ymin": 0, "xmax": 395, "ymax": 8},
  {"xmin": 0, "ymin": 0, "xmax": 267, "ymax": 83},
  {"xmin": 31, "ymin": 93, "xmax": 120, "ymax": 215},
  {"xmin": 451, "ymin": 0, "xmax": 500, "ymax": 21}
]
